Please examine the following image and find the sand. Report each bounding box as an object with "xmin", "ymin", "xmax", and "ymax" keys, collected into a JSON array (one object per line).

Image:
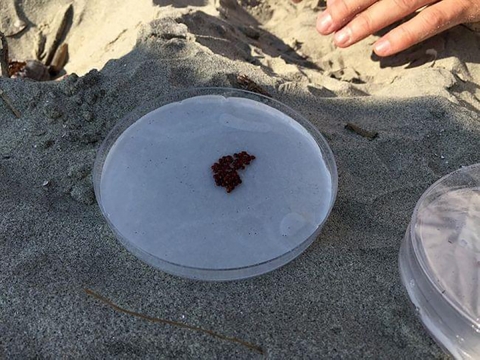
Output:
[{"xmin": 1, "ymin": 0, "xmax": 479, "ymax": 358}]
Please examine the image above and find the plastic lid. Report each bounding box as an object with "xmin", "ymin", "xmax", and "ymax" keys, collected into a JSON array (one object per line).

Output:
[
  {"xmin": 400, "ymin": 163, "xmax": 480, "ymax": 357},
  {"xmin": 93, "ymin": 88, "xmax": 337, "ymax": 280}
]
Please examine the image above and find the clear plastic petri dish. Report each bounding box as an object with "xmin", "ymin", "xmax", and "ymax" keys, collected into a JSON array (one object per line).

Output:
[
  {"xmin": 93, "ymin": 88, "xmax": 337, "ymax": 281},
  {"xmin": 399, "ymin": 164, "xmax": 480, "ymax": 358}
]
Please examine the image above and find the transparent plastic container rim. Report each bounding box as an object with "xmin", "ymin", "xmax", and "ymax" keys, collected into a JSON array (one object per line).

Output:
[
  {"xmin": 409, "ymin": 163, "xmax": 480, "ymax": 325},
  {"xmin": 92, "ymin": 87, "xmax": 339, "ymax": 280}
]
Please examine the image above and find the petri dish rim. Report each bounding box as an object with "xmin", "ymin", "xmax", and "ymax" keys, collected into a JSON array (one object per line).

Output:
[
  {"xmin": 409, "ymin": 163, "xmax": 480, "ymax": 325},
  {"xmin": 93, "ymin": 87, "xmax": 338, "ymax": 280}
]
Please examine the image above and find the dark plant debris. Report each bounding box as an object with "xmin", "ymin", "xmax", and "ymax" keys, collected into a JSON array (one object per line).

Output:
[
  {"xmin": 236, "ymin": 74, "xmax": 271, "ymax": 97},
  {"xmin": 1, "ymin": 5, "xmax": 72, "ymax": 81},
  {"xmin": 212, "ymin": 151, "xmax": 256, "ymax": 193},
  {"xmin": 0, "ymin": 31, "xmax": 9, "ymax": 77},
  {"xmin": 84, "ymin": 288, "xmax": 264, "ymax": 355}
]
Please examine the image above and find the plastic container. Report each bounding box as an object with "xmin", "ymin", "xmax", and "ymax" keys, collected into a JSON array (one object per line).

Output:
[
  {"xmin": 399, "ymin": 164, "xmax": 480, "ymax": 358},
  {"xmin": 93, "ymin": 88, "xmax": 337, "ymax": 281}
]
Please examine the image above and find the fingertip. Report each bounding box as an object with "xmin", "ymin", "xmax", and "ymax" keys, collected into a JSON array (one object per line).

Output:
[
  {"xmin": 316, "ymin": 11, "xmax": 334, "ymax": 34},
  {"xmin": 373, "ymin": 38, "xmax": 392, "ymax": 57},
  {"xmin": 333, "ymin": 28, "xmax": 352, "ymax": 47}
]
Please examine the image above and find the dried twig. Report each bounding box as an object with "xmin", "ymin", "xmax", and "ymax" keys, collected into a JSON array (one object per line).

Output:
[
  {"xmin": 0, "ymin": 89, "xmax": 21, "ymax": 118},
  {"xmin": 45, "ymin": 4, "xmax": 73, "ymax": 66},
  {"xmin": 84, "ymin": 288, "xmax": 264, "ymax": 355},
  {"xmin": 345, "ymin": 122, "xmax": 378, "ymax": 140},
  {"xmin": 34, "ymin": 31, "xmax": 47, "ymax": 61},
  {"xmin": 50, "ymin": 43, "xmax": 68, "ymax": 76},
  {"xmin": 236, "ymin": 74, "xmax": 271, "ymax": 97},
  {"xmin": 0, "ymin": 31, "xmax": 9, "ymax": 77}
]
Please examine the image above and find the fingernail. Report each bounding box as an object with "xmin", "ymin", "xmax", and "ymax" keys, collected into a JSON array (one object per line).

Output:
[
  {"xmin": 374, "ymin": 39, "xmax": 391, "ymax": 55},
  {"xmin": 317, "ymin": 12, "xmax": 333, "ymax": 33},
  {"xmin": 334, "ymin": 28, "xmax": 351, "ymax": 46}
]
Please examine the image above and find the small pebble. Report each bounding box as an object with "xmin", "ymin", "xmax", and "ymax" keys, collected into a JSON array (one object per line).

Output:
[{"xmin": 14, "ymin": 19, "xmax": 26, "ymax": 29}]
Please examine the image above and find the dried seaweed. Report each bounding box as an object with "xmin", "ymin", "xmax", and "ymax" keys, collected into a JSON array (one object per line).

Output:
[
  {"xmin": 84, "ymin": 288, "xmax": 264, "ymax": 355},
  {"xmin": 236, "ymin": 74, "xmax": 271, "ymax": 97}
]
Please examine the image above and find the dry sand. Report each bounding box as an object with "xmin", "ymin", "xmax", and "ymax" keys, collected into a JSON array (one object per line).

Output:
[{"xmin": 1, "ymin": 0, "xmax": 479, "ymax": 358}]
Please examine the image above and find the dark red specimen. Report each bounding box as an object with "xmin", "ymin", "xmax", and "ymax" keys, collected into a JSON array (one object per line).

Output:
[{"xmin": 211, "ymin": 151, "xmax": 256, "ymax": 193}]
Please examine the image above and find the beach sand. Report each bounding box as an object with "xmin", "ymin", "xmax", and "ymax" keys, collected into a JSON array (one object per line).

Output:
[{"xmin": 1, "ymin": 0, "xmax": 479, "ymax": 358}]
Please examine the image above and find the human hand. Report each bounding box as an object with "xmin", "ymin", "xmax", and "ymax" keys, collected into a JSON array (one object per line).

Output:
[{"xmin": 310, "ymin": 0, "xmax": 480, "ymax": 56}]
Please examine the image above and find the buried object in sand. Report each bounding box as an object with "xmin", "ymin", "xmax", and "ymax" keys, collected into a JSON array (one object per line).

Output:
[{"xmin": 93, "ymin": 88, "xmax": 337, "ymax": 281}]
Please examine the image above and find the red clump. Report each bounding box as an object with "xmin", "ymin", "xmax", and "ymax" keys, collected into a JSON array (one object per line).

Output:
[{"xmin": 211, "ymin": 151, "xmax": 256, "ymax": 193}]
